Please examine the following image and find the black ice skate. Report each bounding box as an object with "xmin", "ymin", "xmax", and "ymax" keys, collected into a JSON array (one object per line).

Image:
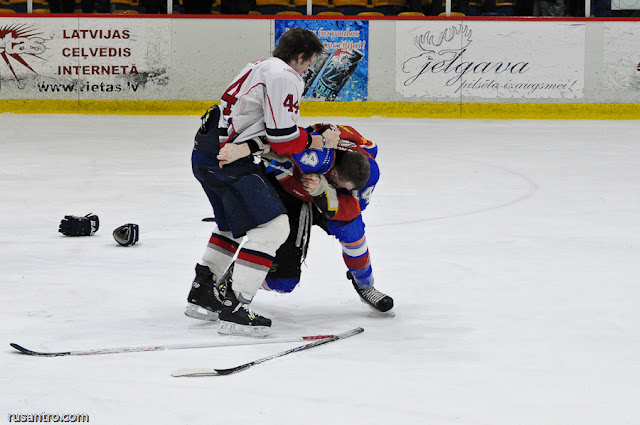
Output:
[
  {"xmin": 185, "ymin": 264, "xmax": 223, "ymax": 322},
  {"xmin": 347, "ymin": 271, "xmax": 394, "ymax": 313},
  {"xmin": 218, "ymin": 282, "xmax": 271, "ymax": 338}
]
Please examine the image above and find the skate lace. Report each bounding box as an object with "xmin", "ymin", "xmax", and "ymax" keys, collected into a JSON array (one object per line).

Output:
[
  {"xmin": 234, "ymin": 303, "xmax": 261, "ymax": 320},
  {"xmin": 213, "ymin": 283, "xmax": 226, "ymax": 303},
  {"xmin": 359, "ymin": 287, "xmax": 387, "ymax": 305}
]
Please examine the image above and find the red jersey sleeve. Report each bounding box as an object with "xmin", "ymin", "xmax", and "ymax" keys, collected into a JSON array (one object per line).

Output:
[{"xmin": 266, "ymin": 126, "xmax": 310, "ymax": 155}]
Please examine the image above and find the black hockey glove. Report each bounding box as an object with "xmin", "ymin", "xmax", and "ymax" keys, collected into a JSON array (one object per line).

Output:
[
  {"xmin": 113, "ymin": 223, "xmax": 139, "ymax": 246},
  {"xmin": 59, "ymin": 214, "xmax": 99, "ymax": 236}
]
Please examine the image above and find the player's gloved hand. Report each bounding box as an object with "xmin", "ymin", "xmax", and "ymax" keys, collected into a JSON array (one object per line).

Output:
[
  {"xmin": 59, "ymin": 214, "xmax": 99, "ymax": 236},
  {"xmin": 302, "ymin": 174, "xmax": 338, "ymax": 219}
]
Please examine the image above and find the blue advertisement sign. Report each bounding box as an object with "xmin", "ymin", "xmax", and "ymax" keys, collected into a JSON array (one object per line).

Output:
[{"xmin": 275, "ymin": 20, "xmax": 369, "ymax": 102}]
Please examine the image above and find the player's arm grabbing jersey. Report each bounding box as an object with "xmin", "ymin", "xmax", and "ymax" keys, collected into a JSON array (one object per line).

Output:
[
  {"xmin": 218, "ymin": 57, "xmax": 311, "ymax": 155},
  {"xmin": 296, "ymin": 150, "xmax": 379, "ymax": 222},
  {"xmin": 270, "ymin": 124, "xmax": 380, "ymax": 222}
]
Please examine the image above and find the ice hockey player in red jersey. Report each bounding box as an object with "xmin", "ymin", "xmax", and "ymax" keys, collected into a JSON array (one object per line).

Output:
[
  {"xmin": 188, "ymin": 28, "xmax": 341, "ymax": 337},
  {"xmin": 263, "ymin": 123, "xmax": 394, "ymax": 313}
]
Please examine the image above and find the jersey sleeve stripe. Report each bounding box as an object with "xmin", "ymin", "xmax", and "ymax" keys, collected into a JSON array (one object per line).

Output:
[
  {"xmin": 266, "ymin": 125, "xmax": 300, "ymax": 137},
  {"xmin": 266, "ymin": 125, "xmax": 301, "ymax": 144}
]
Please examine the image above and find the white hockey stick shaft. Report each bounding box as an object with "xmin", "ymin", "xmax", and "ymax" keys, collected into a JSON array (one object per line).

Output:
[
  {"xmin": 217, "ymin": 235, "xmax": 248, "ymax": 281},
  {"xmin": 10, "ymin": 333, "xmax": 335, "ymax": 357}
]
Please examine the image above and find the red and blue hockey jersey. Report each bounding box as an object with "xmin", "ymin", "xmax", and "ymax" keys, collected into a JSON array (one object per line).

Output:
[{"xmin": 270, "ymin": 124, "xmax": 379, "ymax": 222}]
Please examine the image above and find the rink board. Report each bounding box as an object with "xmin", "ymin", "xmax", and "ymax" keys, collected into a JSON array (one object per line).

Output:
[{"xmin": 0, "ymin": 15, "xmax": 639, "ymax": 118}]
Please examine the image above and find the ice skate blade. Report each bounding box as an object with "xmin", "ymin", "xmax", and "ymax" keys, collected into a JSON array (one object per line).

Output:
[
  {"xmin": 360, "ymin": 300, "xmax": 396, "ymax": 317},
  {"xmin": 218, "ymin": 321, "xmax": 270, "ymax": 338},
  {"xmin": 369, "ymin": 306, "xmax": 396, "ymax": 317},
  {"xmin": 185, "ymin": 303, "xmax": 219, "ymax": 322}
]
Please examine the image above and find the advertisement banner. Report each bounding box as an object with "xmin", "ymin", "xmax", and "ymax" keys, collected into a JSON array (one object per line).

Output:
[
  {"xmin": 396, "ymin": 21, "xmax": 585, "ymax": 99},
  {"xmin": 603, "ymin": 22, "xmax": 640, "ymax": 92},
  {"xmin": 275, "ymin": 19, "xmax": 368, "ymax": 102},
  {"xmin": 612, "ymin": 0, "xmax": 640, "ymax": 9},
  {"xmin": 0, "ymin": 18, "xmax": 170, "ymax": 99}
]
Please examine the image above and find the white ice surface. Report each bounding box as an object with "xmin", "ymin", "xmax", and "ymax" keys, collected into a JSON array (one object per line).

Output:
[{"xmin": 2, "ymin": 114, "xmax": 640, "ymax": 425}]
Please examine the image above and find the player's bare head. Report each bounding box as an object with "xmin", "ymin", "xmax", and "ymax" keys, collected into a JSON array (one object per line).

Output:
[
  {"xmin": 273, "ymin": 28, "xmax": 325, "ymax": 64},
  {"xmin": 333, "ymin": 150, "xmax": 370, "ymax": 191}
]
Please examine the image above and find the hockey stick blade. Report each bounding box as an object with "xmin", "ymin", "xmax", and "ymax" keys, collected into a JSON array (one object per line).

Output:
[
  {"xmin": 171, "ymin": 327, "xmax": 364, "ymax": 377},
  {"xmin": 10, "ymin": 343, "xmax": 71, "ymax": 357},
  {"xmin": 9, "ymin": 333, "xmax": 336, "ymax": 357}
]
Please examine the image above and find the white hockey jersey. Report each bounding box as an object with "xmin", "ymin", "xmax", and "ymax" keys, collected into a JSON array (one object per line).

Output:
[{"xmin": 218, "ymin": 57, "xmax": 308, "ymax": 155}]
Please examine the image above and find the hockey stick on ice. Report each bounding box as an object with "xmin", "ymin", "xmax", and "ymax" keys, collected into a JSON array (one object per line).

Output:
[
  {"xmin": 171, "ymin": 327, "xmax": 364, "ymax": 377},
  {"xmin": 9, "ymin": 333, "xmax": 339, "ymax": 357}
]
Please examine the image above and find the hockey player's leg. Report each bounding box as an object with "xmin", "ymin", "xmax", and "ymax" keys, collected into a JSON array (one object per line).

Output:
[
  {"xmin": 185, "ymin": 228, "xmax": 240, "ymax": 321},
  {"xmin": 346, "ymin": 270, "xmax": 394, "ymax": 313},
  {"xmin": 326, "ymin": 216, "xmax": 373, "ymax": 287},
  {"xmin": 218, "ymin": 214, "xmax": 289, "ymax": 337},
  {"xmin": 326, "ymin": 216, "xmax": 394, "ymax": 313},
  {"xmin": 262, "ymin": 199, "xmax": 309, "ymax": 294},
  {"xmin": 262, "ymin": 277, "xmax": 300, "ymax": 293},
  {"xmin": 185, "ymin": 264, "xmax": 222, "ymax": 322},
  {"xmin": 201, "ymin": 230, "xmax": 242, "ymax": 277},
  {"xmin": 187, "ymin": 147, "xmax": 235, "ymax": 320}
]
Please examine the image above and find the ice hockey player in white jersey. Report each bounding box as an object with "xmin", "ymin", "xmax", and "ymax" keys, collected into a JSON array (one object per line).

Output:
[{"xmin": 188, "ymin": 28, "xmax": 341, "ymax": 337}]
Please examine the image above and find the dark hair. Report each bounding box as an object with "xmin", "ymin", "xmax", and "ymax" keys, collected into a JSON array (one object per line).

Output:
[
  {"xmin": 334, "ymin": 150, "xmax": 370, "ymax": 190},
  {"xmin": 273, "ymin": 28, "xmax": 325, "ymax": 64}
]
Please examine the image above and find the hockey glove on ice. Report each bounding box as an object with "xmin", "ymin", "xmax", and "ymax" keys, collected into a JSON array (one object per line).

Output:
[
  {"xmin": 59, "ymin": 214, "xmax": 99, "ymax": 236},
  {"xmin": 113, "ymin": 223, "xmax": 139, "ymax": 246}
]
